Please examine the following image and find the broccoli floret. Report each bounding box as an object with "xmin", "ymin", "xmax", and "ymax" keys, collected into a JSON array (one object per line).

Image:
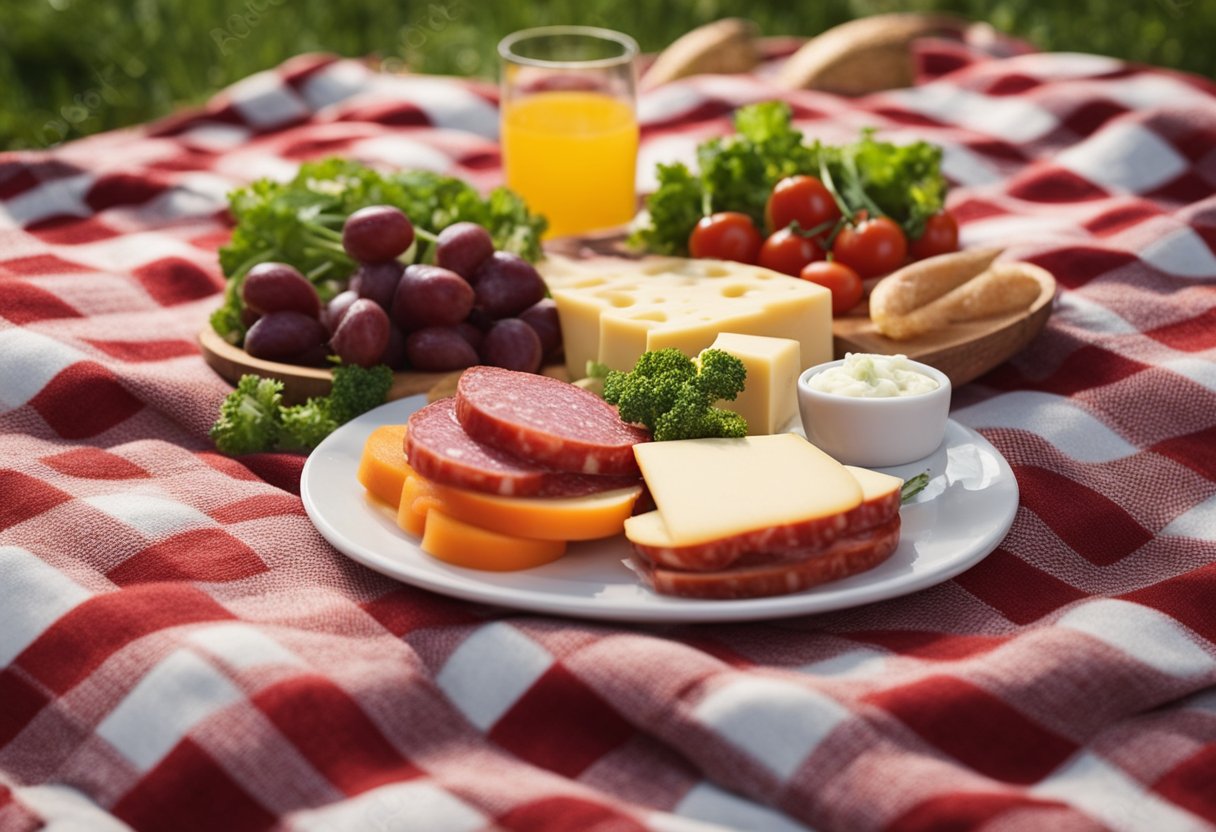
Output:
[
  {"xmin": 602, "ymin": 347, "xmax": 748, "ymax": 441},
  {"xmin": 692, "ymin": 348, "xmax": 748, "ymax": 403},
  {"xmin": 209, "ymin": 363, "xmax": 392, "ymax": 455},
  {"xmin": 278, "ymin": 398, "xmax": 339, "ymax": 451},
  {"xmin": 209, "ymin": 374, "xmax": 284, "ymax": 455},
  {"xmin": 327, "ymin": 362, "xmax": 393, "ymax": 424}
]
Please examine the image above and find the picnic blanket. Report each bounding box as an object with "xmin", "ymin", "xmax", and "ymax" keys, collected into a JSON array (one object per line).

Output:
[{"xmin": 2, "ymin": 34, "xmax": 1215, "ymax": 832}]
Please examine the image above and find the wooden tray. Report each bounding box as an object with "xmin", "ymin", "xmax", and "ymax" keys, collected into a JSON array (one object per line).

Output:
[
  {"xmin": 198, "ymin": 327, "xmax": 453, "ymax": 404},
  {"xmin": 199, "ymin": 256, "xmax": 1055, "ymax": 400},
  {"xmin": 833, "ymin": 266, "xmax": 1056, "ymax": 387}
]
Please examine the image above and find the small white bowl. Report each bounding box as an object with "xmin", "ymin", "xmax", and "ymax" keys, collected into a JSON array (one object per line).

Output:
[{"xmin": 797, "ymin": 357, "xmax": 951, "ymax": 467}]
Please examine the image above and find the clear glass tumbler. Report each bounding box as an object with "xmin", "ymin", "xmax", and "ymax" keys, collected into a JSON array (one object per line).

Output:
[{"xmin": 499, "ymin": 26, "xmax": 639, "ymax": 239}]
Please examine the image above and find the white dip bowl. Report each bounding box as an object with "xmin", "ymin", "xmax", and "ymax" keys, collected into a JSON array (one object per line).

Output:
[{"xmin": 797, "ymin": 355, "xmax": 952, "ymax": 467}]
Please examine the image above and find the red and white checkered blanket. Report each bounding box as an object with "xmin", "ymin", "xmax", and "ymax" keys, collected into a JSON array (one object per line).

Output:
[{"xmin": 2, "ymin": 37, "xmax": 1215, "ymax": 831}]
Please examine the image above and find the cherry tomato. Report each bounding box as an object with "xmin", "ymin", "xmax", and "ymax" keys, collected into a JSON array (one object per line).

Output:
[
  {"xmin": 831, "ymin": 216, "xmax": 908, "ymax": 278},
  {"xmin": 909, "ymin": 211, "xmax": 960, "ymax": 260},
  {"xmin": 688, "ymin": 212, "xmax": 763, "ymax": 264},
  {"xmin": 757, "ymin": 227, "xmax": 825, "ymax": 276},
  {"xmin": 800, "ymin": 261, "xmax": 864, "ymax": 316},
  {"xmin": 766, "ymin": 175, "xmax": 841, "ymax": 234}
]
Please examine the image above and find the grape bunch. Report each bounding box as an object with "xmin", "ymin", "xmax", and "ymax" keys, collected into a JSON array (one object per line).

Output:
[{"xmin": 239, "ymin": 206, "xmax": 561, "ymax": 375}]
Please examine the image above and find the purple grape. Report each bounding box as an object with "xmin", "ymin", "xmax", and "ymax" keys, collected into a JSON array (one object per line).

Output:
[
  {"xmin": 435, "ymin": 222, "xmax": 494, "ymax": 280},
  {"xmin": 518, "ymin": 298, "xmax": 562, "ymax": 358},
  {"xmin": 240, "ymin": 306, "xmax": 261, "ymax": 329},
  {"xmin": 342, "ymin": 205, "xmax": 414, "ymax": 262},
  {"xmin": 471, "ymin": 252, "xmax": 545, "ymax": 319},
  {"xmin": 455, "ymin": 321, "xmax": 484, "ymax": 352},
  {"xmin": 244, "ymin": 311, "xmax": 328, "ymax": 362},
  {"xmin": 329, "ymin": 299, "xmax": 390, "ymax": 368},
  {"xmin": 405, "ymin": 327, "xmax": 479, "ymax": 372},
  {"xmin": 292, "ymin": 342, "xmax": 331, "ymax": 367},
  {"xmin": 391, "ymin": 264, "xmax": 475, "ymax": 331},
  {"xmin": 242, "ymin": 262, "xmax": 320, "ymax": 318},
  {"xmin": 383, "ymin": 325, "xmax": 408, "ymax": 370},
  {"xmin": 323, "ymin": 289, "xmax": 359, "ymax": 333},
  {"xmin": 480, "ymin": 318, "xmax": 542, "ymax": 373},
  {"xmin": 350, "ymin": 260, "xmax": 404, "ymax": 311}
]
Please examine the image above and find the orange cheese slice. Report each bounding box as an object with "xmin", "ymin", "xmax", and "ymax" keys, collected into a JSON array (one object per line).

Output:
[
  {"xmin": 359, "ymin": 423, "xmax": 641, "ymax": 542},
  {"xmin": 397, "ymin": 475, "xmax": 567, "ymax": 571},
  {"xmin": 356, "ymin": 424, "xmax": 410, "ymax": 508},
  {"xmin": 424, "ymin": 479, "xmax": 641, "ymax": 541}
]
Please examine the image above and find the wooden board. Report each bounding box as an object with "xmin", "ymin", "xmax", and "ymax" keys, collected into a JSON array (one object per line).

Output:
[
  {"xmin": 198, "ymin": 327, "xmax": 454, "ymax": 405},
  {"xmin": 832, "ymin": 266, "xmax": 1056, "ymax": 387},
  {"xmin": 200, "ymin": 254, "xmax": 1055, "ymax": 400}
]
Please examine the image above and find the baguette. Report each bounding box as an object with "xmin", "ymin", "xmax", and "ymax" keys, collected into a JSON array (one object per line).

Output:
[{"xmin": 870, "ymin": 251, "xmax": 1046, "ymax": 341}]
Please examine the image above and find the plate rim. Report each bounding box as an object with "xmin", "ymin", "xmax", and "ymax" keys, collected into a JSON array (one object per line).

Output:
[{"xmin": 301, "ymin": 397, "xmax": 1019, "ymax": 623}]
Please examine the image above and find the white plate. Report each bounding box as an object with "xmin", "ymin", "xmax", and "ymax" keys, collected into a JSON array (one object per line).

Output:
[{"xmin": 301, "ymin": 396, "xmax": 1018, "ymax": 623}]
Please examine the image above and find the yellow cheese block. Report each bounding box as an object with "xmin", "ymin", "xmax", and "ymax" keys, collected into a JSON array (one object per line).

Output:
[
  {"xmin": 632, "ymin": 433, "xmax": 863, "ymax": 547},
  {"xmin": 544, "ymin": 257, "xmax": 832, "ymax": 377},
  {"xmin": 705, "ymin": 333, "xmax": 801, "ymax": 435}
]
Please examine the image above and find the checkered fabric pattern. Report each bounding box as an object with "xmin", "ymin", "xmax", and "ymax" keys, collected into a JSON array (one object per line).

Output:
[{"xmin": 2, "ymin": 34, "xmax": 1215, "ymax": 831}]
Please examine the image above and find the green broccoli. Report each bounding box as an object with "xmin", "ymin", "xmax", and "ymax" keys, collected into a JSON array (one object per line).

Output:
[
  {"xmin": 277, "ymin": 398, "xmax": 339, "ymax": 452},
  {"xmin": 327, "ymin": 362, "xmax": 393, "ymax": 424},
  {"xmin": 602, "ymin": 347, "xmax": 748, "ymax": 441},
  {"xmin": 209, "ymin": 363, "xmax": 392, "ymax": 455},
  {"xmin": 210, "ymin": 375, "xmax": 284, "ymax": 455}
]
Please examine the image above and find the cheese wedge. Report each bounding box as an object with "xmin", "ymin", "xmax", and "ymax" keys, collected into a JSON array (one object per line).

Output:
[
  {"xmin": 704, "ymin": 333, "xmax": 801, "ymax": 435},
  {"xmin": 632, "ymin": 433, "xmax": 863, "ymax": 547}
]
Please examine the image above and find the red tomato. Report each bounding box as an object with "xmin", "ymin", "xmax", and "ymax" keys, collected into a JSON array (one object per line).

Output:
[
  {"xmin": 688, "ymin": 212, "xmax": 763, "ymax": 264},
  {"xmin": 799, "ymin": 261, "xmax": 864, "ymax": 316},
  {"xmin": 766, "ymin": 175, "xmax": 841, "ymax": 234},
  {"xmin": 757, "ymin": 227, "xmax": 825, "ymax": 276},
  {"xmin": 909, "ymin": 211, "xmax": 960, "ymax": 260},
  {"xmin": 831, "ymin": 216, "xmax": 908, "ymax": 278}
]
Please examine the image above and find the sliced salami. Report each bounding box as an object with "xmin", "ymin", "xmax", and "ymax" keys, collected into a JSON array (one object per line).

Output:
[
  {"xmin": 455, "ymin": 366, "xmax": 649, "ymax": 477},
  {"xmin": 626, "ymin": 484, "xmax": 901, "ymax": 572},
  {"xmin": 632, "ymin": 517, "xmax": 901, "ymax": 599},
  {"xmin": 406, "ymin": 398, "xmax": 639, "ymax": 498}
]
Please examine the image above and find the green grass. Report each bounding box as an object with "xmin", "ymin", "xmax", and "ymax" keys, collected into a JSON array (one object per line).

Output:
[{"xmin": 2, "ymin": 0, "xmax": 1210, "ymax": 151}]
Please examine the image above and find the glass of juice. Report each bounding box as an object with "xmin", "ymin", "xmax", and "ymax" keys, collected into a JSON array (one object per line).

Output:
[{"xmin": 498, "ymin": 26, "xmax": 639, "ymax": 239}]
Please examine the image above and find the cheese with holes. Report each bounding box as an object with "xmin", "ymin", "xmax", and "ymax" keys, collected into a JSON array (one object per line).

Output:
[
  {"xmin": 631, "ymin": 433, "xmax": 863, "ymax": 547},
  {"xmin": 543, "ymin": 257, "xmax": 832, "ymax": 377},
  {"xmin": 705, "ymin": 333, "xmax": 801, "ymax": 434}
]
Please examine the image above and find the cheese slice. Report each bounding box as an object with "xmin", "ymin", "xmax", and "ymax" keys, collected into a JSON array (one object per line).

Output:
[
  {"xmin": 545, "ymin": 257, "xmax": 832, "ymax": 377},
  {"xmin": 625, "ymin": 462, "xmax": 901, "ymax": 550},
  {"xmin": 705, "ymin": 333, "xmax": 801, "ymax": 435},
  {"xmin": 415, "ymin": 475, "xmax": 641, "ymax": 541},
  {"xmin": 632, "ymin": 433, "xmax": 863, "ymax": 547}
]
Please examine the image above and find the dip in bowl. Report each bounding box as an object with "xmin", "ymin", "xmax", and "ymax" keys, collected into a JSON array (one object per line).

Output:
[{"xmin": 797, "ymin": 353, "xmax": 951, "ymax": 467}]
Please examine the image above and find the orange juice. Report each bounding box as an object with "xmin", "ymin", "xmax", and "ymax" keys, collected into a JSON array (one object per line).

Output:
[{"xmin": 502, "ymin": 91, "xmax": 638, "ymax": 238}]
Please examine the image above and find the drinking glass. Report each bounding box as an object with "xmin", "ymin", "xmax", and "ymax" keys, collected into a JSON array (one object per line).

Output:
[{"xmin": 498, "ymin": 26, "xmax": 639, "ymax": 239}]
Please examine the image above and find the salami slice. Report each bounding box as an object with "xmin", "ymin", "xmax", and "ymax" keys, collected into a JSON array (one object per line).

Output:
[
  {"xmin": 406, "ymin": 398, "xmax": 639, "ymax": 498},
  {"xmin": 632, "ymin": 516, "xmax": 901, "ymax": 599},
  {"xmin": 455, "ymin": 366, "xmax": 649, "ymax": 477}
]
